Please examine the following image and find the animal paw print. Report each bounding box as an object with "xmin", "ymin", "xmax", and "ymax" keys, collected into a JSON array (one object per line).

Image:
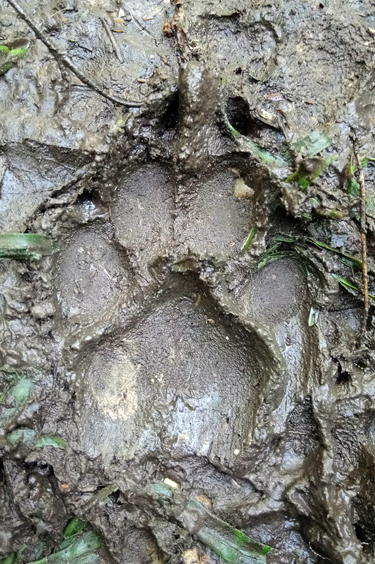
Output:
[{"xmin": 56, "ymin": 163, "xmax": 309, "ymax": 466}]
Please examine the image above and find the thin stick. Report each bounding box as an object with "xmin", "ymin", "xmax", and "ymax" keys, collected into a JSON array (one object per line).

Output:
[
  {"xmin": 353, "ymin": 139, "xmax": 369, "ymax": 335},
  {"xmin": 125, "ymin": 6, "xmax": 158, "ymax": 44},
  {"xmin": 5, "ymin": 0, "xmax": 142, "ymax": 107},
  {"xmin": 101, "ymin": 17, "xmax": 123, "ymax": 63}
]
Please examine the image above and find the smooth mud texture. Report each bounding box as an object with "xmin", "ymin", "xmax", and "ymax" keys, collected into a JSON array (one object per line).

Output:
[
  {"xmin": 250, "ymin": 259, "xmax": 307, "ymax": 324},
  {"xmin": 1, "ymin": 1, "xmax": 375, "ymax": 563},
  {"xmin": 76, "ymin": 283, "xmax": 261, "ymax": 465},
  {"xmin": 57, "ymin": 229, "xmax": 124, "ymax": 324},
  {"xmin": 112, "ymin": 165, "xmax": 175, "ymax": 270},
  {"xmin": 176, "ymin": 171, "xmax": 252, "ymax": 258}
]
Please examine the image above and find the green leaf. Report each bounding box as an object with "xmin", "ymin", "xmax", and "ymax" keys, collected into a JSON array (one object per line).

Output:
[
  {"xmin": 0, "ymin": 38, "xmax": 29, "ymax": 76},
  {"xmin": 36, "ymin": 436, "xmax": 67, "ymax": 449},
  {"xmin": 326, "ymin": 209, "xmax": 345, "ymax": 220},
  {"xmin": 8, "ymin": 378, "xmax": 33, "ymax": 405},
  {"xmin": 350, "ymin": 156, "xmax": 370, "ymax": 176},
  {"xmin": 306, "ymin": 238, "xmax": 363, "ymax": 271},
  {"xmin": 293, "ymin": 130, "xmax": 331, "ymax": 157},
  {"xmin": 331, "ymin": 273, "xmax": 360, "ymax": 296},
  {"xmin": 7, "ymin": 427, "xmax": 36, "ymax": 445},
  {"xmin": 347, "ymin": 176, "xmax": 359, "ymax": 197},
  {"xmin": 286, "ymin": 155, "xmax": 337, "ymax": 191},
  {"xmin": 309, "ymin": 197, "xmax": 320, "ymax": 208},
  {"xmin": 63, "ymin": 520, "xmax": 87, "ymax": 539},
  {"xmin": 331, "ymin": 273, "xmax": 375, "ymax": 302},
  {"xmin": 257, "ymin": 250, "xmax": 289, "ymax": 269},
  {"xmin": 223, "ymin": 106, "xmax": 288, "ymax": 167},
  {"xmin": 244, "ymin": 139, "xmax": 289, "ymax": 167},
  {"xmin": 0, "ymin": 234, "xmax": 54, "ymax": 260}
]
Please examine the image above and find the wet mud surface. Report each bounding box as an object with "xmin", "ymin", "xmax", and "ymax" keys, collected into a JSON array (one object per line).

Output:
[{"xmin": 1, "ymin": 1, "xmax": 375, "ymax": 563}]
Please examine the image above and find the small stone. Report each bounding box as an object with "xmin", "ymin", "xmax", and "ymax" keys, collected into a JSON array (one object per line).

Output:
[{"xmin": 234, "ymin": 177, "xmax": 254, "ymax": 199}]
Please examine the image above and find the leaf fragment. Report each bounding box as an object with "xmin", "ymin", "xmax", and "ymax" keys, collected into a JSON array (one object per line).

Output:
[
  {"xmin": 36, "ymin": 436, "xmax": 67, "ymax": 449},
  {"xmin": 180, "ymin": 499, "xmax": 271, "ymax": 563},
  {"xmin": 286, "ymin": 154, "xmax": 337, "ymax": 190},
  {"xmin": 331, "ymin": 273, "xmax": 360, "ymax": 295},
  {"xmin": 1, "ymin": 553, "xmax": 19, "ymax": 564},
  {"xmin": 240, "ymin": 226, "xmax": 258, "ymax": 255},
  {"xmin": 7, "ymin": 427, "xmax": 36, "ymax": 445},
  {"xmin": 8, "ymin": 377, "xmax": 33, "ymax": 405},
  {"xmin": 293, "ymin": 130, "xmax": 331, "ymax": 157},
  {"xmin": 306, "ymin": 238, "xmax": 363, "ymax": 271},
  {"xmin": 27, "ymin": 531, "xmax": 102, "ymax": 564},
  {"xmin": 308, "ymin": 307, "xmax": 320, "ymax": 327},
  {"xmin": 63, "ymin": 519, "xmax": 87, "ymax": 539},
  {"xmin": 0, "ymin": 38, "xmax": 29, "ymax": 76},
  {"xmin": 0, "ymin": 233, "xmax": 54, "ymax": 260}
]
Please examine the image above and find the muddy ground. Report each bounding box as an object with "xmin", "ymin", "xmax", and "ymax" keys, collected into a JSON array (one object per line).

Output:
[{"xmin": 1, "ymin": 0, "xmax": 375, "ymax": 563}]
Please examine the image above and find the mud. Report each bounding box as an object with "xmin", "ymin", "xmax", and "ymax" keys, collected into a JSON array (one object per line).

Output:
[{"xmin": 1, "ymin": 0, "xmax": 375, "ymax": 563}]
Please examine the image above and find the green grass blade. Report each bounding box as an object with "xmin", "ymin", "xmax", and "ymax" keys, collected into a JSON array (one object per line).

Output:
[
  {"xmin": 257, "ymin": 251, "xmax": 290, "ymax": 269},
  {"xmin": 1, "ymin": 553, "xmax": 18, "ymax": 564},
  {"xmin": 240, "ymin": 226, "xmax": 258, "ymax": 255},
  {"xmin": 286, "ymin": 155, "xmax": 337, "ymax": 191},
  {"xmin": 222, "ymin": 107, "xmax": 288, "ymax": 167},
  {"xmin": 184, "ymin": 499, "xmax": 271, "ymax": 564},
  {"xmin": 63, "ymin": 519, "xmax": 87, "ymax": 540},
  {"xmin": 244, "ymin": 139, "xmax": 289, "ymax": 167},
  {"xmin": 331, "ymin": 273, "xmax": 360, "ymax": 296},
  {"xmin": 27, "ymin": 531, "xmax": 102, "ymax": 564},
  {"xmin": 0, "ymin": 234, "xmax": 54, "ymax": 260},
  {"xmin": 306, "ymin": 238, "xmax": 363, "ymax": 271}
]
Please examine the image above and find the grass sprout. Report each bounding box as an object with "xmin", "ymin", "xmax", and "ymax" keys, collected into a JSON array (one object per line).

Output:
[{"xmin": 241, "ymin": 226, "xmax": 258, "ymax": 255}]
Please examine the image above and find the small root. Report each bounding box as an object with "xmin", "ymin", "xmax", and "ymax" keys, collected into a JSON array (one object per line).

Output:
[
  {"xmin": 352, "ymin": 135, "xmax": 369, "ymax": 339},
  {"xmin": 101, "ymin": 17, "xmax": 124, "ymax": 63}
]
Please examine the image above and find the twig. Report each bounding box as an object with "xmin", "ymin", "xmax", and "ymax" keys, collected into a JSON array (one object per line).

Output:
[
  {"xmin": 101, "ymin": 17, "xmax": 123, "ymax": 63},
  {"xmin": 5, "ymin": 0, "xmax": 142, "ymax": 108},
  {"xmin": 353, "ymin": 137, "xmax": 369, "ymax": 335}
]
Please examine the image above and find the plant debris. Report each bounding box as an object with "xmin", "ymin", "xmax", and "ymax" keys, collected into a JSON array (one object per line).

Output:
[
  {"xmin": 26, "ymin": 530, "xmax": 102, "ymax": 564},
  {"xmin": 352, "ymin": 138, "xmax": 369, "ymax": 336},
  {"xmin": 257, "ymin": 234, "xmax": 375, "ymax": 305},
  {"xmin": 0, "ymin": 233, "xmax": 54, "ymax": 260},
  {"xmin": 180, "ymin": 499, "xmax": 272, "ymax": 564},
  {"xmin": 7, "ymin": 427, "xmax": 36, "ymax": 445},
  {"xmin": 0, "ymin": 38, "xmax": 29, "ymax": 76},
  {"xmin": 4, "ymin": 0, "xmax": 142, "ymax": 107},
  {"xmin": 293, "ymin": 130, "xmax": 331, "ymax": 157},
  {"xmin": 240, "ymin": 226, "xmax": 258, "ymax": 255},
  {"xmin": 35, "ymin": 436, "xmax": 68, "ymax": 449},
  {"xmin": 285, "ymin": 154, "xmax": 337, "ymax": 190},
  {"xmin": 101, "ymin": 17, "xmax": 123, "ymax": 63}
]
